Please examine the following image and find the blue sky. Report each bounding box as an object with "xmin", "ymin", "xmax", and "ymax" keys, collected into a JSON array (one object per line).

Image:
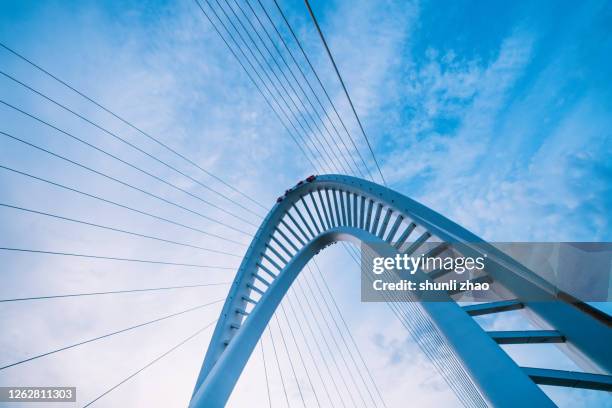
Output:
[{"xmin": 0, "ymin": 0, "xmax": 611, "ymax": 407}]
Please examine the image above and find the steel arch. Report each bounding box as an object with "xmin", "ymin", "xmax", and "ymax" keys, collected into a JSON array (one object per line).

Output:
[{"xmin": 189, "ymin": 174, "xmax": 611, "ymax": 407}]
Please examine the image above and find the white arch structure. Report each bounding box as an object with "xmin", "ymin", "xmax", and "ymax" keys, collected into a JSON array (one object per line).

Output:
[{"xmin": 189, "ymin": 175, "xmax": 611, "ymax": 407}]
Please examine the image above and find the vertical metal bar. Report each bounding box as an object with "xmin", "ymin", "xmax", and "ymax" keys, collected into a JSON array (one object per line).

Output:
[
  {"xmin": 285, "ymin": 211, "xmax": 311, "ymax": 242},
  {"xmin": 246, "ymin": 283, "xmax": 264, "ymax": 296},
  {"xmin": 271, "ymin": 235, "xmax": 294, "ymax": 259},
  {"xmin": 344, "ymin": 191, "xmax": 352, "ymax": 227},
  {"xmin": 265, "ymin": 244, "xmax": 288, "ymax": 265},
  {"xmin": 385, "ymin": 215, "xmax": 404, "ymax": 243},
  {"xmin": 317, "ymin": 189, "xmax": 332, "ymax": 229},
  {"xmin": 352, "ymin": 193, "xmax": 358, "ymax": 227},
  {"xmin": 370, "ymin": 203, "xmax": 383, "ymax": 235},
  {"xmin": 293, "ymin": 203, "xmax": 315, "ymax": 239},
  {"xmin": 377, "ymin": 208, "xmax": 392, "ymax": 239},
  {"xmin": 403, "ymin": 231, "xmax": 431, "ymax": 256},
  {"xmin": 251, "ymin": 272, "xmax": 271, "ymax": 287},
  {"xmin": 324, "ymin": 189, "xmax": 336, "ymax": 227},
  {"xmin": 275, "ymin": 227, "xmax": 300, "ymax": 253},
  {"xmin": 308, "ymin": 192, "xmax": 326, "ymax": 232},
  {"xmin": 423, "ymin": 242, "xmax": 449, "ymax": 258},
  {"xmin": 364, "ymin": 199, "xmax": 374, "ymax": 231},
  {"xmin": 259, "ymin": 254, "xmax": 282, "ymax": 274},
  {"xmin": 300, "ymin": 196, "xmax": 321, "ymax": 235},
  {"xmin": 332, "ymin": 189, "xmax": 342, "ymax": 227},
  {"xmin": 280, "ymin": 219, "xmax": 306, "ymax": 247},
  {"xmin": 359, "ymin": 196, "xmax": 366, "ymax": 229},
  {"xmin": 394, "ymin": 222, "xmax": 416, "ymax": 250},
  {"xmin": 338, "ymin": 189, "xmax": 347, "ymax": 226},
  {"xmin": 255, "ymin": 262, "xmax": 278, "ymax": 280}
]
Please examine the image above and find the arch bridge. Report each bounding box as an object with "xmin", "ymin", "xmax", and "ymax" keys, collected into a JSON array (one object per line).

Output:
[{"xmin": 190, "ymin": 174, "xmax": 612, "ymax": 407}]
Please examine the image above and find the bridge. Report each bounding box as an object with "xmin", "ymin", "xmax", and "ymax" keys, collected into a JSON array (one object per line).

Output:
[
  {"xmin": 189, "ymin": 174, "xmax": 612, "ymax": 407},
  {"xmin": 1, "ymin": 0, "xmax": 611, "ymax": 406}
]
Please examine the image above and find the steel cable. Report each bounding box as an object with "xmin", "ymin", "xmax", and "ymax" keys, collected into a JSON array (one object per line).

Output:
[
  {"xmin": 0, "ymin": 203, "xmax": 241, "ymax": 257},
  {"xmin": 193, "ymin": 0, "xmax": 322, "ymax": 172},
  {"xmin": 0, "ymin": 128, "xmax": 254, "ymax": 236},
  {"xmin": 0, "ymin": 164, "xmax": 247, "ymax": 246},
  {"xmin": 0, "ymin": 247, "xmax": 237, "ymax": 270},
  {"xmin": 0, "ymin": 299, "xmax": 224, "ymax": 371},
  {"xmin": 82, "ymin": 318, "xmax": 218, "ymax": 407},
  {"xmin": 302, "ymin": 0, "xmax": 387, "ymax": 186},
  {"xmin": 0, "ymin": 42, "xmax": 268, "ymax": 213},
  {"xmin": 0, "ymin": 282, "xmax": 230, "ymax": 304}
]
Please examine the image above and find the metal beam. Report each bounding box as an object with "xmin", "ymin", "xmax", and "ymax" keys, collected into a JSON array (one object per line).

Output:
[
  {"xmin": 377, "ymin": 208, "xmax": 392, "ymax": 239},
  {"xmin": 463, "ymin": 300, "xmax": 524, "ymax": 316},
  {"xmin": 394, "ymin": 221, "xmax": 415, "ymax": 249},
  {"xmin": 522, "ymin": 367, "xmax": 612, "ymax": 391},
  {"xmin": 488, "ymin": 330, "xmax": 565, "ymax": 344},
  {"xmin": 403, "ymin": 231, "xmax": 431, "ymax": 256},
  {"xmin": 385, "ymin": 214, "xmax": 404, "ymax": 243},
  {"xmin": 423, "ymin": 242, "xmax": 449, "ymax": 258}
]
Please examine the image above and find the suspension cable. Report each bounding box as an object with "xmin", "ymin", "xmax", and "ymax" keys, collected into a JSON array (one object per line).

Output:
[
  {"xmin": 208, "ymin": 0, "xmax": 334, "ymax": 173},
  {"xmin": 0, "ymin": 247, "xmax": 237, "ymax": 270},
  {"xmin": 347, "ymin": 245, "xmax": 469, "ymax": 403},
  {"xmin": 363, "ymin": 243, "xmax": 487, "ymax": 407},
  {"xmin": 270, "ymin": 0, "xmax": 376, "ymax": 181},
  {"xmin": 227, "ymin": 0, "xmax": 358, "ymax": 177},
  {"xmin": 288, "ymin": 287, "xmax": 346, "ymax": 407},
  {"xmin": 193, "ymin": 0, "xmax": 321, "ymax": 172},
  {"xmin": 0, "ymin": 79, "xmax": 262, "ymax": 227},
  {"xmin": 0, "ymin": 282, "xmax": 230, "ymax": 303},
  {"xmin": 260, "ymin": 340, "xmax": 272, "ymax": 408},
  {"xmin": 301, "ymin": 268, "xmax": 369, "ymax": 408},
  {"xmin": 273, "ymin": 314, "xmax": 306, "ymax": 407},
  {"xmin": 0, "ymin": 299, "xmax": 224, "ymax": 371},
  {"xmin": 302, "ymin": 0, "xmax": 387, "ymax": 186},
  {"xmin": 311, "ymin": 259, "xmax": 388, "ymax": 408},
  {"xmin": 212, "ymin": 2, "xmax": 361, "ymax": 181},
  {"xmin": 358, "ymin": 245, "xmax": 486, "ymax": 407},
  {"xmin": 349, "ymin": 243, "xmax": 480, "ymax": 407},
  {"xmin": 0, "ymin": 203, "xmax": 241, "ymax": 257},
  {"xmin": 285, "ymin": 295, "xmax": 337, "ymax": 406},
  {"xmin": 0, "ymin": 75, "xmax": 263, "ymax": 222},
  {"xmin": 0, "ymin": 165, "xmax": 247, "ymax": 247},
  {"xmin": 222, "ymin": 0, "xmax": 341, "ymax": 173},
  {"xmin": 267, "ymin": 326, "xmax": 291, "ymax": 407},
  {"xmin": 294, "ymin": 279, "xmax": 355, "ymax": 406},
  {"xmin": 236, "ymin": 0, "xmax": 362, "ymax": 180},
  {"xmin": 277, "ymin": 303, "xmax": 322, "ymax": 408},
  {"xmin": 228, "ymin": 0, "xmax": 366, "ymax": 182},
  {"xmin": 82, "ymin": 318, "xmax": 218, "ymax": 407},
  {"xmin": 198, "ymin": 0, "xmax": 362, "ymax": 181},
  {"xmin": 251, "ymin": 0, "xmax": 366, "ymax": 178},
  {"xmin": 0, "ymin": 108, "xmax": 255, "ymax": 235},
  {"xmin": 307, "ymin": 262, "xmax": 380, "ymax": 407},
  {"xmin": 0, "ymin": 42, "xmax": 268, "ymax": 213}
]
